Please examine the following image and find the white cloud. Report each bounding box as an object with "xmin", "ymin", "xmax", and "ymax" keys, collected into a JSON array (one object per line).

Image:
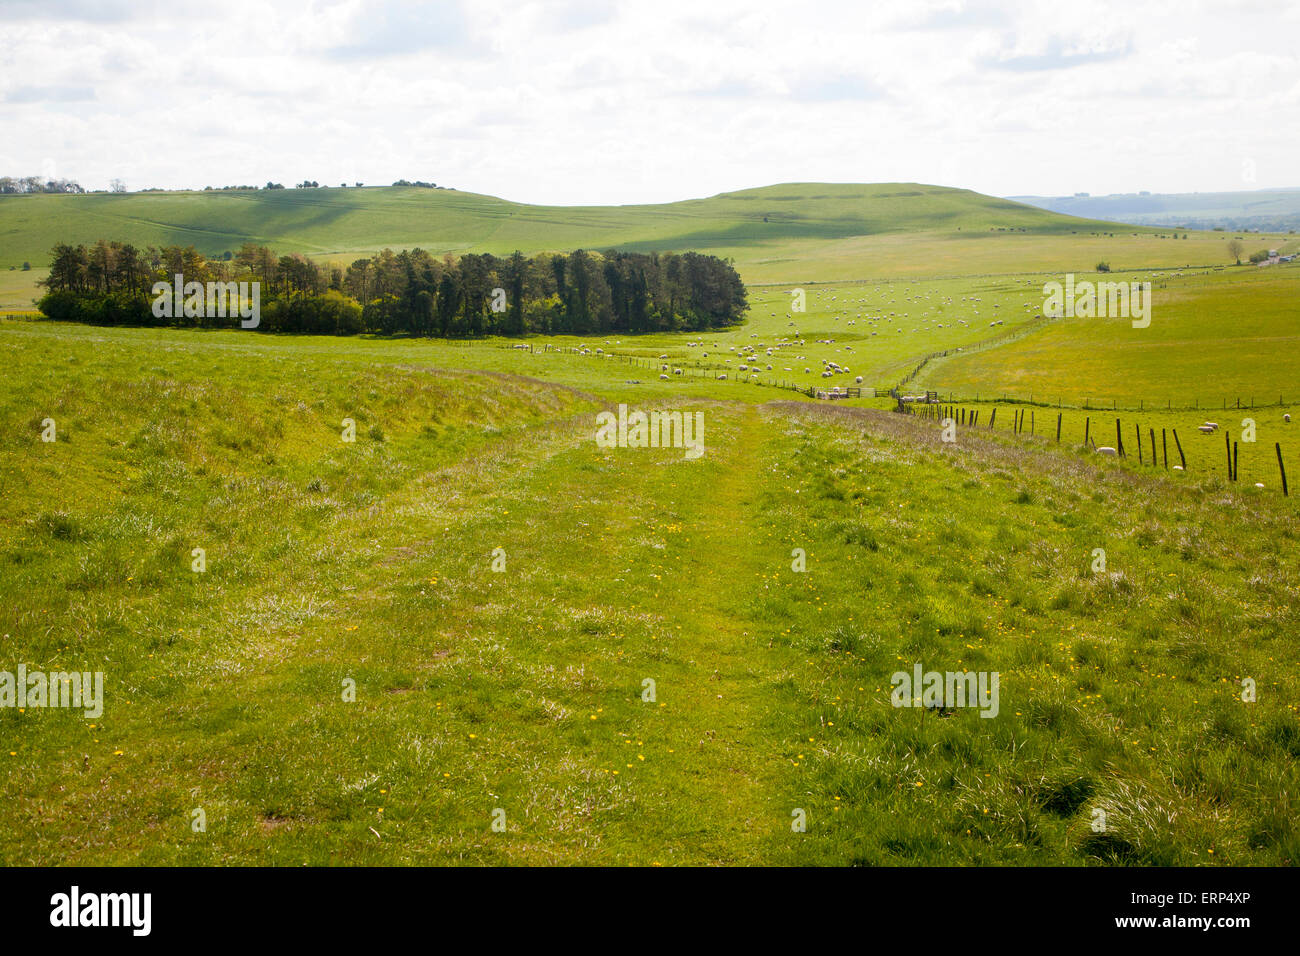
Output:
[{"xmin": 0, "ymin": 0, "xmax": 1295, "ymax": 202}]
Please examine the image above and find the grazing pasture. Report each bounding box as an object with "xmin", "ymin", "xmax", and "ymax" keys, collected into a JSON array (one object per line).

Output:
[
  {"xmin": 922, "ymin": 266, "xmax": 1300, "ymax": 407},
  {"xmin": 2, "ymin": 183, "xmax": 1298, "ymax": 866},
  {"xmin": 1, "ymin": 315, "xmax": 1297, "ymax": 865}
]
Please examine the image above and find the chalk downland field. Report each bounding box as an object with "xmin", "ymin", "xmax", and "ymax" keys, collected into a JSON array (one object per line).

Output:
[
  {"xmin": 920, "ymin": 267, "xmax": 1300, "ymax": 408},
  {"xmin": 1, "ymin": 318, "xmax": 1297, "ymax": 865},
  {"xmin": 0, "ymin": 182, "xmax": 1134, "ymax": 272},
  {"xmin": 3, "ymin": 182, "xmax": 1293, "ymax": 310},
  {"xmin": 2, "ymin": 182, "xmax": 1298, "ymax": 866}
]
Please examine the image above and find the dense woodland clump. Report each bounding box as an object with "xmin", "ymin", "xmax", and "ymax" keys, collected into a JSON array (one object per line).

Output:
[{"xmin": 36, "ymin": 241, "xmax": 748, "ymax": 336}]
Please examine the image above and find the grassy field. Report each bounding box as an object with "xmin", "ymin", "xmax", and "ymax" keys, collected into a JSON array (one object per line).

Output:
[
  {"xmin": 921, "ymin": 264, "xmax": 1300, "ymax": 407},
  {"xmin": 0, "ymin": 182, "xmax": 1132, "ymax": 269},
  {"xmin": 1, "ymin": 317, "xmax": 1297, "ymax": 865},
  {"xmin": 4, "ymin": 183, "xmax": 1295, "ymax": 312},
  {"xmin": 3, "ymin": 180, "xmax": 1298, "ymax": 866}
]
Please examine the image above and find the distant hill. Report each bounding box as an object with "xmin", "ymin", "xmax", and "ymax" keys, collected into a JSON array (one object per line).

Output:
[
  {"xmin": 1010, "ymin": 188, "xmax": 1300, "ymax": 232},
  {"xmin": 0, "ymin": 181, "xmax": 1121, "ymax": 271}
]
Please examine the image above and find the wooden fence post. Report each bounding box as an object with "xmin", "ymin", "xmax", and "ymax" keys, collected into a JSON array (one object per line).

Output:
[
  {"xmin": 1056, "ymin": 413, "xmax": 1062, "ymax": 443},
  {"xmin": 1277, "ymin": 443, "xmax": 1288, "ymax": 496},
  {"xmin": 1084, "ymin": 417, "xmax": 1090, "ymax": 446},
  {"xmin": 1172, "ymin": 429, "xmax": 1186, "ymax": 469},
  {"xmin": 1162, "ymin": 429, "xmax": 1168, "ymax": 469}
]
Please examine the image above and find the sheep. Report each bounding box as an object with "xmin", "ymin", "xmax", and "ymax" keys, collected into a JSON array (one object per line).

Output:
[
  {"xmin": 1096, "ymin": 446, "xmax": 1118, "ymax": 456},
  {"xmin": 855, "ymin": 376, "xmax": 863, "ymax": 384},
  {"xmin": 1197, "ymin": 425, "xmax": 1214, "ymax": 434},
  {"xmin": 1286, "ymin": 414, "xmax": 1292, "ymax": 423},
  {"xmin": 659, "ymin": 374, "xmax": 669, "ymax": 380}
]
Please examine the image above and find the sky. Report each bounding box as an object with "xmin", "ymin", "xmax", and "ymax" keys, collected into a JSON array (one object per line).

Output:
[{"xmin": 1, "ymin": 0, "xmax": 1297, "ymax": 205}]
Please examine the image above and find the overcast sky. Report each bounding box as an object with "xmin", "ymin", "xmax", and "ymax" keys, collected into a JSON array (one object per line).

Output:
[{"xmin": 1, "ymin": 0, "xmax": 1297, "ymax": 205}]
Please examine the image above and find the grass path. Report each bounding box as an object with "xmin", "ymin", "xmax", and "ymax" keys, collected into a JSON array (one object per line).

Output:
[
  {"xmin": 610, "ymin": 403, "xmax": 795, "ymax": 863},
  {"xmin": 416, "ymin": 400, "xmax": 806, "ymax": 864}
]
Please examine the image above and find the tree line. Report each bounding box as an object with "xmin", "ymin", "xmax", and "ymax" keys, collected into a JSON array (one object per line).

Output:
[
  {"xmin": 36, "ymin": 241, "xmax": 748, "ymax": 336},
  {"xmin": 1, "ymin": 179, "xmax": 441, "ymax": 194},
  {"xmin": 0, "ymin": 176, "xmax": 85, "ymax": 194}
]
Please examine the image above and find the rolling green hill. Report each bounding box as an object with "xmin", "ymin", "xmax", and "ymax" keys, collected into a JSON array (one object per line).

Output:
[
  {"xmin": 0, "ymin": 182, "xmax": 1139, "ymax": 283},
  {"xmin": 4, "ymin": 180, "xmax": 1278, "ymax": 310},
  {"xmin": 0, "ymin": 182, "xmax": 1098, "ymax": 258}
]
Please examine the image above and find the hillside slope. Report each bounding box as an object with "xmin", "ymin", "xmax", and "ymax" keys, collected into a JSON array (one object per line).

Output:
[{"xmin": 0, "ymin": 182, "xmax": 1125, "ymax": 269}]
